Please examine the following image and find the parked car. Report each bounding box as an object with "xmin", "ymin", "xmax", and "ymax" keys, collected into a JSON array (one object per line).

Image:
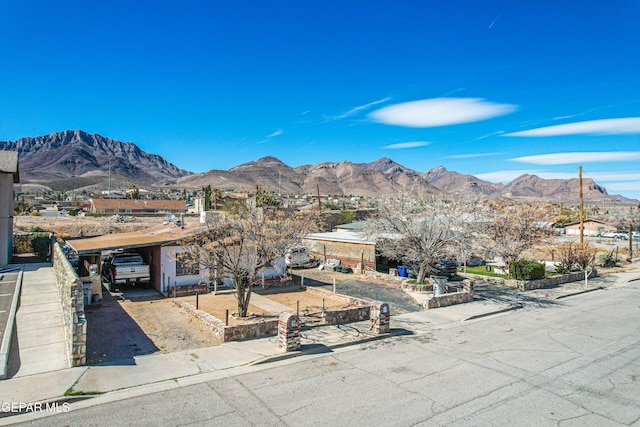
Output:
[
  {"xmin": 102, "ymin": 252, "xmax": 151, "ymax": 289},
  {"xmin": 465, "ymin": 256, "xmax": 484, "ymax": 267}
]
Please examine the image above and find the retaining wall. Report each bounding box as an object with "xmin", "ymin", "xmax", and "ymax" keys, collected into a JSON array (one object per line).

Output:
[
  {"xmin": 52, "ymin": 242, "xmax": 86, "ymax": 366},
  {"xmin": 463, "ymin": 269, "xmax": 597, "ymax": 291},
  {"xmin": 424, "ymin": 291, "xmax": 473, "ymax": 309},
  {"xmin": 304, "ymin": 286, "xmax": 371, "ymax": 325},
  {"xmin": 174, "ymin": 300, "xmax": 279, "ymax": 342}
]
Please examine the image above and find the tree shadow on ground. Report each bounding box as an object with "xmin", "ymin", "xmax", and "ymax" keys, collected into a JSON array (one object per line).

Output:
[{"xmin": 85, "ymin": 292, "xmax": 159, "ymax": 365}]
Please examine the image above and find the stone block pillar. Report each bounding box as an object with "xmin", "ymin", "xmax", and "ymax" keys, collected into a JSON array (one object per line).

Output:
[
  {"xmin": 463, "ymin": 279, "xmax": 474, "ymax": 294},
  {"xmin": 370, "ymin": 301, "xmax": 390, "ymax": 334},
  {"xmin": 278, "ymin": 312, "xmax": 301, "ymax": 352}
]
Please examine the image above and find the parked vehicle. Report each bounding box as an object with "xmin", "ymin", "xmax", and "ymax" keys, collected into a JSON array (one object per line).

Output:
[
  {"xmin": 102, "ymin": 252, "xmax": 151, "ymax": 288},
  {"xmin": 434, "ymin": 259, "xmax": 458, "ymax": 278},
  {"xmin": 285, "ymin": 247, "xmax": 310, "ymax": 267},
  {"xmin": 465, "ymin": 256, "xmax": 484, "ymax": 267},
  {"xmin": 600, "ymin": 231, "xmax": 628, "ymax": 239}
]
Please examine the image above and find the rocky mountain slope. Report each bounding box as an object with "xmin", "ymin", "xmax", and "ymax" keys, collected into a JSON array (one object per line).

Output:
[
  {"xmin": 1, "ymin": 130, "xmax": 625, "ymax": 202},
  {"xmin": 423, "ymin": 166, "xmax": 503, "ymax": 196},
  {"xmin": 0, "ymin": 130, "xmax": 191, "ymax": 185}
]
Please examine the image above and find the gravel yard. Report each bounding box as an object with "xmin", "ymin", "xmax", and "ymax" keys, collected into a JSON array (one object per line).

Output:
[{"xmin": 292, "ymin": 268, "xmax": 423, "ymax": 315}]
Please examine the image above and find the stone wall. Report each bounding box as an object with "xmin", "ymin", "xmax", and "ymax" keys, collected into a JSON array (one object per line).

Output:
[
  {"xmin": 304, "ymin": 286, "xmax": 371, "ymax": 325},
  {"xmin": 52, "ymin": 242, "xmax": 86, "ymax": 366},
  {"xmin": 462, "ymin": 269, "xmax": 597, "ymax": 291},
  {"xmin": 174, "ymin": 299, "xmax": 279, "ymax": 342},
  {"xmin": 424, "ymin": 291, "xmax": 473, "ymax": 309}
]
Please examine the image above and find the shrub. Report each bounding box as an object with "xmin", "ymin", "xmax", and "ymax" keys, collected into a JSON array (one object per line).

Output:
[
  {"xmin": 509, "ymin": 260, "xmax": 545, "ymax": 280},
  {"xmin": 29, "ymin": 234, "xmax": 51, "ymax": 260},
  {"xmin": 30, "ymin": 211, "xmax": 42, "ymax": 216}
]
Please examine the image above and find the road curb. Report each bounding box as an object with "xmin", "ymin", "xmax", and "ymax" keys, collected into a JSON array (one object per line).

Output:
[
  {"xmin": 554, "ymin": 286, "xmax": 603, "ymax": 299},
  {"xmin": 0, "ymin": 269, "xmax": 23, "ymax": 380},
  {"xmin": 252, "ymin": 328, "xmax": 404, "ymax": 366},
  {"xmin": 463, "ymin": 304, "xmax": 522, "ymax": 321}
]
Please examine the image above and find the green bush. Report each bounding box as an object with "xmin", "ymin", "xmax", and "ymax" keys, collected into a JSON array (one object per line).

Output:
[
  {"xmin": 29, "ymin": 233, "xmax": 51, "ymax": 260},
  {"xmin": 510, "ymin": 260, "xmax": 546, "ymax": 280}
]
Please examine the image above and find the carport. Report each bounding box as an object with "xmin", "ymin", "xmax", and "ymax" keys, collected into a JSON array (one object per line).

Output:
[{"xmin": 66, "ymin": 222, "xmax": 205, "ymax": 294}]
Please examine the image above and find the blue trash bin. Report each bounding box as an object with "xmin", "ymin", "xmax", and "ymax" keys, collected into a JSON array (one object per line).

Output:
[{"xmin": 397, "ymin": 266, "xmax": 408, "ymax": 277}]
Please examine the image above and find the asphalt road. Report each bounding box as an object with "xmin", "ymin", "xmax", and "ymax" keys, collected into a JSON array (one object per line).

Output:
[{"xmin": 21, "ymin": 274, "xmax": 640, "ymax": 426}]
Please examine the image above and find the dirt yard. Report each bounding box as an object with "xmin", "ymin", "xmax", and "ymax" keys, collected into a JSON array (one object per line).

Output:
[
  {"xmin": 181, "ymin": 292, "xmax": 274, "ymax": 325},
  {"xmin": 85, "ymin": 290, "xmax": 222, "ymax": 365},
  {"xmin": 262, "ymin": 288, "xmax": 356, "ymax": 316},
  {"xmin": 14, "ymin": 213, "xmax": 160, "ymax": 239}
]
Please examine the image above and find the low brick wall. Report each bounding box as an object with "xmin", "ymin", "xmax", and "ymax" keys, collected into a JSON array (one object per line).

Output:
[
  {"xmin": 52, "ymin": 242, "xmax": 86, "ymax": 367},
  {"xmin": 462, "ymin": 269, "xmax": 597, "ymax": 291},
  {"xmin": 174, "ymin": 299, "xmax": 279, "ymax": 342},
  {"xmin": 424, "ymin": 290, "xmax": 473, "ymax": 309}
]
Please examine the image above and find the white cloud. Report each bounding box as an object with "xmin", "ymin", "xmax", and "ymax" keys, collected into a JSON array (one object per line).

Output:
[
  {"xmin": 504, "ymin": 117, "xmax": 640, "ymax": 136},
  {"xmin": 446, "ymin": 152, "xmax": 501, "ymax": 159},
  {"xmin": 327, "ymin": 97, "xmax": 391, "ymax": 121},
  {"xmin": 369, "ymin": 98, "xmax": 517, "ymax": 128},
  {"xmin": 510, "ymin": 151, "xmax": 640, "ymax": 165},
  {"xmin": 382, "ymin": 141, "xmax": 431, "ymax": 150},
  {"xmin": 268, "ymin": 129, "xmax": 284, "ymax": 138},
  {"xmin": 604, "ymin": 181, "xmax": 640, "ymax": 192}
]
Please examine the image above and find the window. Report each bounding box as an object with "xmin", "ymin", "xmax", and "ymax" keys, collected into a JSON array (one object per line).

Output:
[{"xmin": 176, "ymin": 259, "xmax": 199, "ymax": 276}]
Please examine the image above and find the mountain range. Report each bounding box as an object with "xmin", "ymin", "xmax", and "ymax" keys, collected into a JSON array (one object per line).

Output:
[{"xmin": 0, "ymin": 130, "xmax": 626, "ymax": 202}]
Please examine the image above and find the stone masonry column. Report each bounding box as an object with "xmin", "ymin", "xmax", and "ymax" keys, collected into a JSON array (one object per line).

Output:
[
  {"xmin": 278, "ymin": 312, "xmax": 301, "ymax": 352},
  {"xmin": 370, "ymin": 302, "xmax": 390, "ymax": 334}
]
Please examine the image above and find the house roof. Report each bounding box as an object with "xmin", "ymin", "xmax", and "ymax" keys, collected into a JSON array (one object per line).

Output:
[
  {"xmin": 91, "ymin": 198, "xmax": 188, "ymax": 211},
  {"xmin": 334, "ymin": 221, "xmax": 365, "ymax": 231},
  {"xmin": 304, "ymin": 230, "xmax": 375, "ymax": 245},
  {"xmin": 0, "ymin": 150, "xmax": 19, "ymax": 183},
  {"xmin": 564, "ymin": 218, "xmax": 613, "ymax": 227},
  {"xmin": 66, "ymin": 222, "xmax": 205, "ymax": 254}
]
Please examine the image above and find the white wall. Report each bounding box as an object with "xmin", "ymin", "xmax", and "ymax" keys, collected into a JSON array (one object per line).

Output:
[
  {"xmin": 0, "ymin": 174, "xmax": 14, "ymax": 265},
  {"xmin": 160, "ymin": 246, "xmax": 208, "ymax": 292}
]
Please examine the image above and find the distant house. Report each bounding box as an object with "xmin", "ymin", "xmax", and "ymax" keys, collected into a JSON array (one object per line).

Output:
[
  {"xmin": 564, "ymin": 219, "xmax": 616, "ymax": 236},
  {"xmin": 0, "ymin": 151, "xmax": 19, "ymax": 265},
  {"xmin": 89, "ymin": 198, "xmax": 188, "ymax": 215},
  {"xmin": 303, "ymin": 230, "xmax": 377, "ymax": 271}
]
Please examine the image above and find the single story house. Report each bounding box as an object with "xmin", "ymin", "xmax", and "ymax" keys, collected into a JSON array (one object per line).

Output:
[
  {"xmin": 303, "ymin": 230, "xmax": 377, "ymax": 271},
  {"xmin": 89, "ymin": 198, "xmax": 189, "ymax": 215},
  {"xmin": 66, "ymin": 213, "xmax": 287, "ymax": 295},
  {"xmin": 563, "ymin": 219, "xmax": 616, "ymax": 236}
]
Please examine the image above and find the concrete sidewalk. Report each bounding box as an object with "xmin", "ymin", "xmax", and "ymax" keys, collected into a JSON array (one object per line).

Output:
[
  {"xmin": 1, "ymin": 265, "xmax": 638, "ymax": 424},
  {"xmin": 5, "ymin": 263, "xmax": 70, "ymax": 379}
]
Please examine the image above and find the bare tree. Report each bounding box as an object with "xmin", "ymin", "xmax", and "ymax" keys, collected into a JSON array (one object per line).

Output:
[
  {"xmin": 478, "ymin": 199, "xmax": 549, "ymax": 278},
  {"xmin": 177, "ymin": 203, "xmax": 319, "ymax": 317},
  {"xmin": 553, "ymin": 241, "xmax": 596, "ymax": 273},
  {"xmin": 365, "ymin": 190, "xmax": 475, "ymax": 283}
]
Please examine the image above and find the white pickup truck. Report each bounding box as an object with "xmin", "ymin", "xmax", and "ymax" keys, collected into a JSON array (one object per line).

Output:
[{"xmin": 102, "ymin": 252, "xmax": 151, "ymax": 289}]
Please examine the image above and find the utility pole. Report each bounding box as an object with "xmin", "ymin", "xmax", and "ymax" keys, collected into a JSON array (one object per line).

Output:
[
  {"xmin": 630, "ymin": 222, "xmax": 634, "ymax": 260},
  {"xmin": 579, "ymin": 166, "xmax": 584, "ymax": 244}
]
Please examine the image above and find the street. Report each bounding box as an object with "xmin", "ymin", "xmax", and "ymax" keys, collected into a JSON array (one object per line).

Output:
[{"xmin": 17, "ymin": 275, "xmax": 640, "ymax": 426}]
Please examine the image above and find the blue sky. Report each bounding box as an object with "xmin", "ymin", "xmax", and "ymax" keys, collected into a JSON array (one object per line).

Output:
[{"xmin": 1, "ymin": 1, "xmax": 639, "ymax": 199}]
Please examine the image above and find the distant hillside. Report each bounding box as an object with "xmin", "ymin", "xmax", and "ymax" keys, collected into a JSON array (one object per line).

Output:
[
  {"xmin": 176, "ymin": 157, "xmax": 441, "ymax": 197},
  {"xmin": 1, "ymin": 130, "xmax": 631, "ymax": 202},
  {"xmin": 501, "ymin": 174, "xmax": 609, "ymax": 201},
  {"xmin": 423, "ymin": 166, "xmax": 502, "ymax": 196},
  {"xmin": 0, "ymin": 130, "xmax": 191, "ymax": 185}
]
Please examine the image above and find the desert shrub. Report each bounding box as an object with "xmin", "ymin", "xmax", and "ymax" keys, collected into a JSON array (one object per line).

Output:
[
  {"xmin": 29, "ymin": 232, "xmax": 51, "ymax": 260},
  {"xmin": 510, "ymin": 260, "xmax": 545, "ymax": 280},
  {"xmin": 554, "ymin": 242, "xmax": 596, "ymax": 272},
  {"xmin": 30, "ymin": 211, "xmax": 42, "ymax": 216}
]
